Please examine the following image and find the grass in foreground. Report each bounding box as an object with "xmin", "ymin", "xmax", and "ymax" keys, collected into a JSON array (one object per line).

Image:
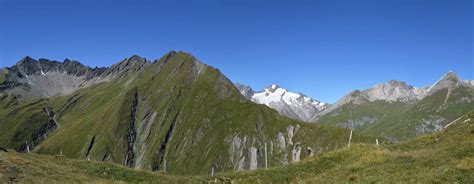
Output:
[{"xmin": 0, "ymin": 151, "xmax": 199, "ymax": 183}]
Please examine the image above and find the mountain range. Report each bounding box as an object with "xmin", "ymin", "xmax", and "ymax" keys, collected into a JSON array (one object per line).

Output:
[
  {"xmin": 0, "ymin": 51, "xmax": 472, "ymax": 176},
  {"xmin": 236, "ymin": 71, "xmax": 473, "ymax": 141},
  {"xmin": 0, "ymin": 52, "xmax": 371, "ymax": 175},
  {"xmin": 312, "ymin": 71, "xmax": 474, "ymax": 141}
]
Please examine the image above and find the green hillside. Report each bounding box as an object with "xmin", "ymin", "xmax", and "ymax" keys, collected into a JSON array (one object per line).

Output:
[
  {"xmin": 0, "ymin": 150, "xmax": 197, "ymax": 183},
  {"xmin": 0, "ymin": 52, "xmax": 372, "ymax": 175},
  {"xmin": 211, "ymin": 110, "xmax": 474, "ymax": 183},
  {"xmin": 1, "ymin": 110, "xmax": 472, "ymax": 183},
  {"xmin": 316, "ymin": 85, "xmax": 474, "ymax": 141}
]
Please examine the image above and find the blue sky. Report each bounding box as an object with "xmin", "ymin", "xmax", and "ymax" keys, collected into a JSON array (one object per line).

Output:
[{"xmin": 0, "ymin": 0, "xmax": 472, "ymax": 103}]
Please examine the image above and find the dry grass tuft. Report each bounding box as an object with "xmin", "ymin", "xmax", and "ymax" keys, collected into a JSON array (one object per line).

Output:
[
  {"xmin": 8, "ymin": 156, "xmax": 29, "ymax": 165},
  {"xmin": 347, "ymin": 174, "xmax": 359, "ymax": 182},
  {"xmin": 455, "ymin": 157, "xmax": 474, "ymax": 169}
]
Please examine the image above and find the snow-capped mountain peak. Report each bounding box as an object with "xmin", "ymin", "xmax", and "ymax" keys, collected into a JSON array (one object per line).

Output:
[{"xmin": 235, "ymin": 83, "xmax": 327, "ymax": 121}]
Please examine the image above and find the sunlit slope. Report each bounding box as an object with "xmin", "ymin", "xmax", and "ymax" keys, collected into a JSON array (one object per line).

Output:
[
  {"xmin": 212, "ymin": 110, "xmax": 474, "ymax": 183},
  {"xmin": 0, "ymin": 150, "xmax": 197, "ymax": 183},
  {"xmin": 4, "ymin": 52, "xmax": 371, "ymax": 175},
  {"xmin": 1, "ymin": 111, "xmax": 471, "ymax": 183},
  {"xmin": 316, "ymin": 85, "xmax": 474, "ymax": 141}
]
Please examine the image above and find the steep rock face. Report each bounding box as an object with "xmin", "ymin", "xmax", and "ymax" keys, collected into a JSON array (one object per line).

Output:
[
  {"xmin": 427, "ymin": 71, "xmax": 462, "ymax": 94},
  {"xmin": 0, "ymin": 51, "xmax": 371, "ymax": 175},
  {"xmin": 313, "ymin": 71, "xmax": 474, "ymax": 141},
  {"xmin": 235, "ymin": 84, "xmax": 327, "ymax": 121}
]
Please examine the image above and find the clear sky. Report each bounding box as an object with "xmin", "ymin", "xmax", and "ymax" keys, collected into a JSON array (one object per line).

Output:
[{"xmin": 0, "ymin": 0, "xmax": 472, "ymax": 103}]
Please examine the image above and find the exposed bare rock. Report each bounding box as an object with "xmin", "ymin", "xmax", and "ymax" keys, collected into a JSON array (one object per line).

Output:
[
  {"xmin": 291, "ymin": 146, "xmax": 301, "ymax": 162},
  {"xmin": 248, "ymin": 146, "xmax": 258, "ymax": 170}
]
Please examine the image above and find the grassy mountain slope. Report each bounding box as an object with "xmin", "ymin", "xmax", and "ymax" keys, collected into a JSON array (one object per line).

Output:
[
  {"xmin": 1, "ymin": 52, "xmax": 373, "ymax": 175},
  {"xmin": 1, "ymin": 110, "xmax": 472, "ymax": 183},
  {"xmin": 0, "ymin": 150, "xmax": 197, "ymax": 183},
  {"xmin": 211, "ymin": 110, "xmax": 474, "ymax": 183},
  {"xmin": 0, "ymin": 99, "xmax": 55, "ymax": 151},
  {"xmin": 316, "ymin": 86, "xmax": 474, "ymax": 141}
]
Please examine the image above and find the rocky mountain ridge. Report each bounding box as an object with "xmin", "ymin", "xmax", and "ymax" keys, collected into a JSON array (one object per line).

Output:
[
  {"xmin": 313, "ymin": 71, "xmax": 473, "ymax": 120},
  {"xmin": 235, "ymin": 83, "xmax": 327, "ymax": 121},
  {"xmin": 0, "ymin": 55, "xmax": 152, "ymax": 98}
]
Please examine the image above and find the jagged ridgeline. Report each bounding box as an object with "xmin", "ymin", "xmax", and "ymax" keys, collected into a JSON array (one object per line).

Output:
[
  {"xmin": 0, "ymin": 52, "xmax": 372, "ymax": 175},
  {"xmin": 312, "ymin": 73, "xmax": 474, "ymax": 141}
]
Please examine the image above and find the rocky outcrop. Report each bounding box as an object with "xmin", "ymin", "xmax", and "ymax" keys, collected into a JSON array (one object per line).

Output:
[
  {"xmin": 135, "ymin": 111, "xmax": 157, "ymax": 169},
  {"xmin": 85, "ymin": 136, "xmax": 96, "ymax": 159},
  {"xmin": 235, "ymin": 83, "xmax": 255, "ymax": 99},
  {"xmin": 229, "ymin": 135, "xmax": 247, "ymax": 171},
  {"xmin": 152, "ymin": 111, "xmax": 179, "ymax": 171},
  {"xmin": 248, "ymin": 147, "xmax": 258, "ymax": 170},
  {"xmin": 125, "ymin": 89, "xmax": 139, "ymax": 168},
  {"xmin": 226, "ymin": 124, "xmax": 307, "ymax": 171}
]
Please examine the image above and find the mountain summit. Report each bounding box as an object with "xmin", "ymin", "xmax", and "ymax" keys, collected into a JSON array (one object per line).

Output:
[
  {"xmin": 235, "ymin": 84, "xmax": 327, "ymax": 121},
  {"xmin": 313, "ymin": 71, "xmax": 473, "ymax": 141},
  {"xmin": 427, "ymin": 70, "xmax": 462, "ymax": 94}
]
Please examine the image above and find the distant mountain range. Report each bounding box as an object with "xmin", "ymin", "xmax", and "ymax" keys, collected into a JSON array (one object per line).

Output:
[{"xmin": 236, "ymin": 71, "xmax": 474, "ymax": 141}]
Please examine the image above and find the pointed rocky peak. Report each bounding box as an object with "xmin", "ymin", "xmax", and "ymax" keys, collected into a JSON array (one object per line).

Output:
[
  {"xmin": 107, "ymin": 55, "xmax": 150, "ymax": 77},
  {"xmin": 128, "ymin": 55, "xmax": 147, "ymax": 63},
  {"xmin": 16, "ymin": 56, "xmax": 37, "ymax": 66},
  {"xmin": 16, "ymin": 56, "xmax": 37, "ymax": 65},
  {"xmin": 235, "ymin": 83, "xmax": 255, "ymax": 99},
  {"xmin": 14, "ymin": 56, "xmax": 41, "ymax": 75},
  {"xmin": 428, "ymin": 70, "xmax": 461, "ymax": 93},
  {"xmin": 439, "ymin": 70, "xmax": 460, "ymax": 82},
  {"xmin": 120, "ymin": 55, "xmax": 148, "ymax": 67}
]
